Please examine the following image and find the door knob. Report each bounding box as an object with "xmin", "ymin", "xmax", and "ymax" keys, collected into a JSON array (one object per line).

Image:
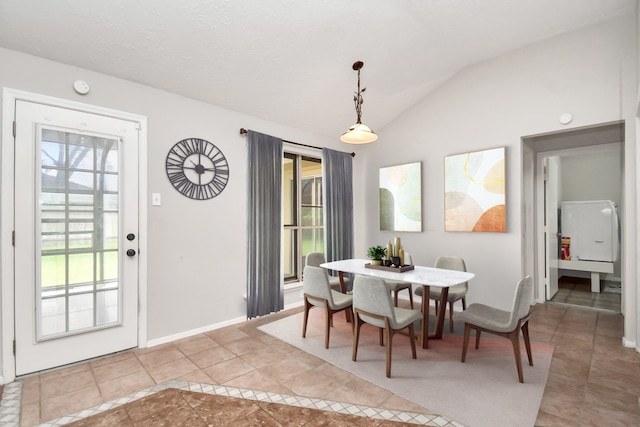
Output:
[
  {"xmin": 126, "ymin": 249, "xmax": 136, "ymax": 257},
  {"xmin": 127, "ymin": 233, "xmax": 136, "ymax": 241}
]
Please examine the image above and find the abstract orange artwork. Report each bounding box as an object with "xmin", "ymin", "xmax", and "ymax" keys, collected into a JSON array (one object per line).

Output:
[{"xmin": 444, "ymin": 147, "xmax": 506, "ymax": 232}]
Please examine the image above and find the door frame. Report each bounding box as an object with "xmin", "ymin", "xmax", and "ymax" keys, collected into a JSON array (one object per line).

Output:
[
  {"xmin": 1, "ymin": 88, "xmax": 148, "ymax": 383},
  {"xmin": 521, "ymin": 143, "xmax": 535, "ymax": 295}
]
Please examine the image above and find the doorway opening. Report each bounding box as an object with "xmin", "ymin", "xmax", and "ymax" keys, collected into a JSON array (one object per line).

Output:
[{"xmin": 522, "ymin": 121, "xmax": 624, "ymax": 313}]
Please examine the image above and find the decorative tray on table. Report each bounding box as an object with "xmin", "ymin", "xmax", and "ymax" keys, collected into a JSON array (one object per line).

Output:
[{"xmin": 364, "ymin": 263, "xmax": 415, "ymax": 273}]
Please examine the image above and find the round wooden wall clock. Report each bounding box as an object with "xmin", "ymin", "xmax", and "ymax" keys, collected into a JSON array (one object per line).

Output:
[{"xmin": 166, "ymin": 138, "xmax": 230, "ymax": 200}]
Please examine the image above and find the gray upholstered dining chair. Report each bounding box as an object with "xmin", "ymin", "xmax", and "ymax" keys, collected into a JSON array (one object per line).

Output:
[
  {"xmin": 414, "ymin": 256, "xmax": 468, "ymax": 332},
  {"xmin": 384, "ymin": 252, "xmax": 414, "ymax": 308},
  {"xmin": 302, "ymin": 265, "xmax": 353, "ymax": 349},
  {"xmin": 352, "ymin": 275, "xmax": 423, "ymax": 378},
  {"xmin": 306, "ymin": 252, "xmax": 349, "ymax": 293},
  {"xmin": 453, "ymin": 275, "xmax": 534, "ymax": 383}
]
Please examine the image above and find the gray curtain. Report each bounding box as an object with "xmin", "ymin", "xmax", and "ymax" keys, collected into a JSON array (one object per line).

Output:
[
  {"xmin": 322, "ymin": 148, "xmax": 354, "ymax": 289},
  {"xmin": 246, "ymin": 131, "xmax": 283, "ymax": 318}
]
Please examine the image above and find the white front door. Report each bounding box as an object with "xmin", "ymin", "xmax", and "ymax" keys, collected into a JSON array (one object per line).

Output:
[{"xmin": 14, "ymin": 100, "xmax": 140, "ymax": 375}]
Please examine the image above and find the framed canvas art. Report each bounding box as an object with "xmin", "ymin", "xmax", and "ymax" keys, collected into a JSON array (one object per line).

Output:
[
  {"xmin": 444, "ymin": 147, "xmax": 506, "ymax": 232},
  {"xmin": 379, "ymin": 161, "xmax": 422, "ymax": 232}
]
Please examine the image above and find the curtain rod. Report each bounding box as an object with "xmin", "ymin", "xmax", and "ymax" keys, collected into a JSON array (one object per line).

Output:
[{"xmin": 239, "ymin": 128, "xmax": 355, "ymax": 157}]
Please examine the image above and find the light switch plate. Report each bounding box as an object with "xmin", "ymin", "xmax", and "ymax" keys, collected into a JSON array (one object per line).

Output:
[{"xmin": 152, "ymin": 193, "xmax": 161, "ymax": 206}]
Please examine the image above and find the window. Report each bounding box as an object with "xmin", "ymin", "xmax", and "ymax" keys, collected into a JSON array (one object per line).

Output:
[{"xmin": 283, "ymin": 153, "xmax": 323, "ymax": 282}]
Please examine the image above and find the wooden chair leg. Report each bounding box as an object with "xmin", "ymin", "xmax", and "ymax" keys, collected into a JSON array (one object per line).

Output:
[
  {"xmin": 345, "ymin": 306, "xmax": 353, "ymax": 323},
  {"xmin": 450, "ymin": 297, "xmax": 467, "ymax": 333},
  {"xmin": 509, "ymin": 329, "xmax": 524, "ymax": 383},
  {"xmin": 522, "ymin": 321, "xmax": 533, "ymax": 366},
  {"xmin": 302, "ymin": 298, "xmax": 311, "ymax": 338},
  {"xmin": 408, "ymin": 288, "xmax": 414, "ymax": 309},
  {"xmin": 459, "ymin": 316, "xmax": 531, "ymax": 383},
  {"xmin": 324, "ymin": 306, "xmax": 331, "ymax": 349},
  {"xmin": 379, "ymin": 328, "xmax": 384, "ymax": 346},
  {"xmin": 385, "ymin": 327, "xmax": 393, "ymax": 378},
  {"xmin": 340, "ymin": 273, "xmax": 350, "ymax": 322},
  {"xmin": 461, "ymin": 323, "xmax": 471, "ymax": 362},
  {"xmin": 349, "ymin": 308, "xmax": 355, "ymax": 334},
  {"xmin": 394, "ymin": 291, "xmax": 399, "ymax": 307},
  {"xmin": 352, "ymin": 316, "xmax": 363, "ymax": 361},
  {"xmin": 408, "ymin": 324, "xmax": 417, "ymax": 359},
  {"xmin": 449, "ymin": 301, "xmax": 454, "ymax": 333}
]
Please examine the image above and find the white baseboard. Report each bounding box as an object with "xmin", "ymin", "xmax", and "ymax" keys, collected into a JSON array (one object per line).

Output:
[
  {"xmin": 284, "ymin": 300, "xmax": 304, "ymax": 310},
  {"xmin": 146, "ymin": 315, "xmax": 248, "ymax": 348},
  {"xmin": 622, "ymin": 336, "xmax": 638, "ymax": 351},
  {"xmin": 147, "ymin": 285, "xmax": 305, "ymax": 349}
]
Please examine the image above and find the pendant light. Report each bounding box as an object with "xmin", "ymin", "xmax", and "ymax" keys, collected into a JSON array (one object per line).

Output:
[{"xmin": 340, "ymin": 61, "xmax": 378, "ymax": 144}]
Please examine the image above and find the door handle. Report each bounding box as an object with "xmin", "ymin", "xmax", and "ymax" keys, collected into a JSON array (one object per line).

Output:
[
  {"xmin": 127, "ymin": 233, "xmax": 136, "ymax": 241},
  {"xmin": 126, "ymin": 249, "xmax": 136, "ymax": 257}
]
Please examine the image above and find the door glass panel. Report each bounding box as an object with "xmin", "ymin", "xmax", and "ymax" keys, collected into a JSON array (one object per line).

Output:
[
  {"xmin": 97, "ymin": 289, "xmax": 119, "ymax": 325},
  {"xmin": 68, "ymin": 293, "xmax": 94, "ymax": 330},
  {"xmin": 41, "ymin": 297, "xmax": 66, "ymax": 336},
  {"xmin": 38, "ymin": 128, "xmax": 121, "ymax": 340}
]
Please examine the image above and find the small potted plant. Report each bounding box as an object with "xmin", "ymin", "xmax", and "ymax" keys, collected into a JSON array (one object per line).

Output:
[{"xmin": 367, "ymin": 245, "xmax": 387, "ymax": 265}]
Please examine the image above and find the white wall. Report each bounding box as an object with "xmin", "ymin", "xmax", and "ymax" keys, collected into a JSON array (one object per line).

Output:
[
  {"xmin": 561, "ymin": 148, "xmax": 622, "ymax": 205},
  {"xmin": 359, "ymin": 15, "xmax": 637, "ymax": 312}
]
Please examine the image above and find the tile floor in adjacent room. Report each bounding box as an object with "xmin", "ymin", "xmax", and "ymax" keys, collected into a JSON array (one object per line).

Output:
[
  {"xmin": 3, "ymin": 301, "xmax": 640, "ymax": 426},
  {"xmin": 550, "ymin": 276, "xmax": 621, "ymax": 312}
]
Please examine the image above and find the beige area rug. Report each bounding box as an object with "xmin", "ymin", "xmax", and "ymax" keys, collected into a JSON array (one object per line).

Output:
[{"xmin": 259, "ymin": 310, "xmax": 554, "ymax": 427}]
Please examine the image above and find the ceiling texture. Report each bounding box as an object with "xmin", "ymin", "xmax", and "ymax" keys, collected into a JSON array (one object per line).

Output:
[{"xmin": 0, "ymin": 0, "xmax": 635, "ymax": 139}]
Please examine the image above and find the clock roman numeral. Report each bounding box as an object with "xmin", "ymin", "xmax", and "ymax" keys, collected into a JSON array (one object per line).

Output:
[
  {"xmin": 212, "ymin": 156, "xmax": 227, "ymax": 166},
  {"xmin": 210, "ymin": 174, "xmax": 227, "ymax": 192},
  {"xmin": 184, "ymin": 138, "xmax": 207, "ymax": 156},
  {"xmin": 182, "ymin": 140, "xmax": 196, "ymax": 156},
  {"xmin": 168, "ymin": 171, "xmax": 188, "ymax": 186},
  {"xmin": 166, "ymin": 163, "xmax": 184, "ymax": 172},
  {"xmin": 169, "ymin": 146, "xmax": 188, "ymax": 160},
  {"xmin": 204, "ymin": 183, "xmax": 217, "ymax": 198}
]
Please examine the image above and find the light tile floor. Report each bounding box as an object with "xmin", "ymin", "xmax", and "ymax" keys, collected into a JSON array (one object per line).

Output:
[{"xmin": 1, "ymin": 301, "xmax": 640, "ymax": 426}]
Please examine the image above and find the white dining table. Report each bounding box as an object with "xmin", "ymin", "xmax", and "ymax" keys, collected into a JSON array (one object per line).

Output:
[{"xmin": 320, "ymin": 258, "xmax": 475, "ymax": 349}]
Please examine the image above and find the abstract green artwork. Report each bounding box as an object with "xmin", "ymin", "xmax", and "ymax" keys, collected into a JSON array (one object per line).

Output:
[{"xmin": 379, "ymin": 162, "xmax": 422, "ymax": 232}]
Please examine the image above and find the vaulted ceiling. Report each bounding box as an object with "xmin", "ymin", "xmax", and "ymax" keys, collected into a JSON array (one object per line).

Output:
[{"xmin": 0, "ymin": 0, "xmax": 635, "ymax": 139}]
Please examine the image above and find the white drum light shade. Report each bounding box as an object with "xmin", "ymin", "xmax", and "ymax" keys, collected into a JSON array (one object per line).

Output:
[{"xmin": 340, "ymin": 123, "xmax": 378, "ymax": 144}]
